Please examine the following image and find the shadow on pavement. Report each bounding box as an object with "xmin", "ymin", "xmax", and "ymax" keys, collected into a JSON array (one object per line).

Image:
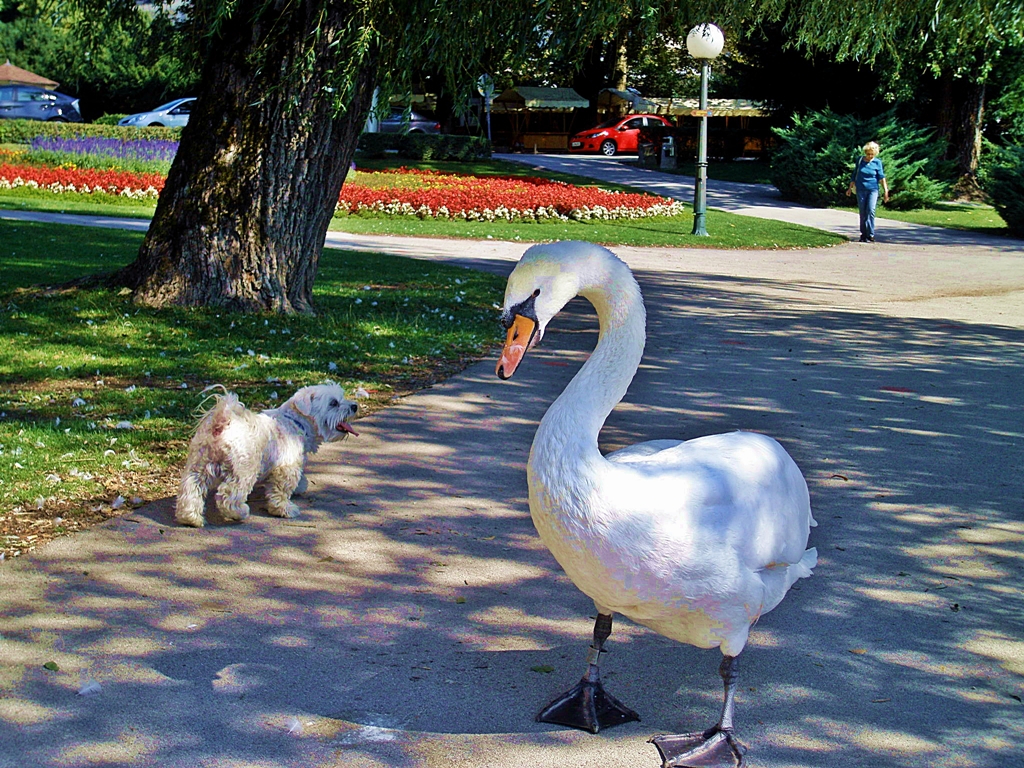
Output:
[{"xmin": 1, "ymin": 264, "xmax": 1022, "ymax": 768}]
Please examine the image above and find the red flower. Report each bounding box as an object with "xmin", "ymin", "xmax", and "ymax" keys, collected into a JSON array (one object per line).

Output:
[{"xmin": 0, "ymin": 163, "xmax": 164, "ymax": 195}]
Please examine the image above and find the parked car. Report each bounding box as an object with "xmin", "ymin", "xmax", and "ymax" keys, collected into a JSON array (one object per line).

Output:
[
  {"xmin": 378, "ymin": 108, "xmax": 441, "ymax": 134},
  {"xmin": 118, "ymin": 98, "xmax": 195, "ymax": 128},
  {"xmin": 570, "ymin": 114, "xmax": 674, "ymax": 156},
  {"xmin": 0, "ymin": 85, "xmax": 83, "ymax": 122}
]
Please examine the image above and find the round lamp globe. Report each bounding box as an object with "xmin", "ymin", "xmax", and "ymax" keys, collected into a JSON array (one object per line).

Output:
[{"xmin": 686, "ymin": 23, "xmax": 725, "ymax": 60}]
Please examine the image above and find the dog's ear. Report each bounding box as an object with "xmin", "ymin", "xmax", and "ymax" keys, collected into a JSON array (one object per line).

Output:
[{"xmin": 291, "ymin": 389, "xmax": 315, "ymax": 417}]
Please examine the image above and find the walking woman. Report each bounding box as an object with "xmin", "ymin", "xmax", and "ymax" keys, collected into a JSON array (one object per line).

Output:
[{"xmin": 847, "ymin": 141, "xmax": 890, "ymax": 242}]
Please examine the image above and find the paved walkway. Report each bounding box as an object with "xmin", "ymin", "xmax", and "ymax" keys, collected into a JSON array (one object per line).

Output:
[
  {"xmin": 1, "ymin": 171, "xmax": 1023, "ymax": 768},
  {"xmin": 494, "ymin": 153, "xmax": 1018, "ymax": 250}
]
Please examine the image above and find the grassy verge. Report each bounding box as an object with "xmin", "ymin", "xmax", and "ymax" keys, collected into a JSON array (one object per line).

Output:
[
  {"xmin": 0, "ymin": 219, "xmax": 506, "ymax": 559},
  {"xmin": 0, "ymin": 187, "xmax": 157, "ymax": 218},
  {"xmin": 329, "ymin": 209, "xmax": 842, "ymax": 248},
  {"xmin": 836, "ymin": 202, "xmax": 1010, "ymax": 235}
]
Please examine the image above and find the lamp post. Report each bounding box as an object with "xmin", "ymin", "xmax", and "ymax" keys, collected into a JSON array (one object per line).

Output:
[
  {"xmin": 686, "ymin": 23, "xmax": 724, "ymax": 237},
  {"xmin": 477, "ymin": 74, "xmax": 495, "ymax": 143}
]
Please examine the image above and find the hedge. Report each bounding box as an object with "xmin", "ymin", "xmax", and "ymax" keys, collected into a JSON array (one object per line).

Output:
[
  {"xmin": 982, "ymin": 144, "xmax": 1024, "ymax": 236},
  {"xmin": 357, "ymin": 132, "xmax": 491, "ymax": 161},
  {"xmin": 770, "ymin": 109, "xmax": 951, "ymax": 209},
  {"xmin": 0, "ymin": 119, "xmax": 181, "ymax": 143}
]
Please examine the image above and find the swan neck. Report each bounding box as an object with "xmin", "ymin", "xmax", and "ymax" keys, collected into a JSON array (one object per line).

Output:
[{"xmin": 538, "ymin": 264, "xmax": 645, "ymax": 452}]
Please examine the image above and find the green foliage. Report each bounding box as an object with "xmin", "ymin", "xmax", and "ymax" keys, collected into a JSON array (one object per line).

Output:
[
  {"xmin": 355, "ymin": 132, "xmax": 402, "ymax": 158},
  {"xmin": 981, "ymin": 144, "xmax": 1024, "ymax": 235},
  {"xmin": 398, "ymin": 135, "xmax": 491, "ymax": 161},
  {"xmin": 0, "ymin": 0, "xmax": 199, "ymax": 119},
  {"xmin": 988, "ymin": 46, "xmax": 1024, "ymax": 144},
  {"xmin": 0, "ymin": 119, "xmax": 181, "ymax": 144},
  {"xmin": 356, "ymin": 133, "xmax": 491, "ymax": 161},
  {"xmin": 770, "ymin": 109, "xmax": 950, "ymax": 209},
  {"xmin": 94, "ymin": 114, "xmax": 128, "ymax": 125}
]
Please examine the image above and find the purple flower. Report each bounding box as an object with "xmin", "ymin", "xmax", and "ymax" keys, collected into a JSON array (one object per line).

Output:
[{"xmin": 30, "ymin": 137, "xmax": 179, "ymax": 163}]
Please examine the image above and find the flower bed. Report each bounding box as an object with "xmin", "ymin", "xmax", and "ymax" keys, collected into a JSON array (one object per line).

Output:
[
  {"xmin": 0, "ymin": 155, "xmax": 685, "ymax": 221},
  {"xmin": 0, "ymin": 163, "xmax": 163, "ymax": 198},
  {"xmin": 339, "ymin": 168, "xmax": 686, "ymax": 221}
]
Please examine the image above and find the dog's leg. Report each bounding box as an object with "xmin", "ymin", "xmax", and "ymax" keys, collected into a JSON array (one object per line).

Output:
[
  {"xmin": 265, "ymin": 465, "xmax": 302, "ymax": 518},
  {"xmin": 215, "ymin": 472, "xmax": 254, "ymax": 523},
  {"xmin": 175, "ymin": 465, "xmax": 214, "ymax": 527}
]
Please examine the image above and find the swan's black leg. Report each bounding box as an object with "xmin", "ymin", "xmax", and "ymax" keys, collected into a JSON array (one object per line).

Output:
[
  {"xmin": 650, "ymin": 655, "xmax": 748, "ymax": 767},
  {"xmin": 536, "ymin": 612, "xmax": 641, "ymax": 733}
]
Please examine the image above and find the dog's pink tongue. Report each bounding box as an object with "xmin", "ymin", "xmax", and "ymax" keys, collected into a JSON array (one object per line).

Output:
[{"xmin": 338, "ymin": 422, "xmax": 359, "ymax": 436}]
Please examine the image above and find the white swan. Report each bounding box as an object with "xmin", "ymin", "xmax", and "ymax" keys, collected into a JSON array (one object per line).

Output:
[{"xmin": 495, "ymin": 242, "xmax": 816, "ymax": 768}]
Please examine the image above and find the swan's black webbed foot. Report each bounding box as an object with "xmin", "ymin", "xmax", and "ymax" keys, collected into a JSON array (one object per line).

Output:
[
  {"xmin": 650, "ymin": 726, "xmax": 747, "ymax": 767},
  {"xmin": 537, "ymin": 667, "xmax": 640, "ymax": 733},
  {"xmin": 651, "ymin": 655, "xmax": 747, "ymax": 766},
  {"xmin": 536, "ymin": 612, "xmax": 640, "ymax": 733}
]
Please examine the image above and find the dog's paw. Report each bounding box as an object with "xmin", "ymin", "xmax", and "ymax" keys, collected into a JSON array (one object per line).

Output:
[
  {"xmin": 269, "ymin": 501, "xmax": 301, "ymax": 519},
  {"xmin": 220, "ymin": 503, "xmax": 250, "ymax": 522},
  {"xmin": 174, "ymin": 512, "xmax": 206, "ymax": 528}
]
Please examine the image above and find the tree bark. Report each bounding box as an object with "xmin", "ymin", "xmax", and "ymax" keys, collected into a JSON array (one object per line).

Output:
[
  {"xmin": 116, "ymin": 0, "xmax": 377, "ymax": 314},
  {"xmin": 954, "ymin": 79, "xmax": 985, "ymax": 187},
  {"xmin": 935, "ymin": 72, "xmax": 986, "ymax": 196}
]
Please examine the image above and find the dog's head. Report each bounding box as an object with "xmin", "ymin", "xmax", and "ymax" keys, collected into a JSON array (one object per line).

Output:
[{"xmin": 285, "ymin": 383, "xmax": 359, "ymax": 443}]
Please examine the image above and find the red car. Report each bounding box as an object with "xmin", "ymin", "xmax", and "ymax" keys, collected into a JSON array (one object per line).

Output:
[{"xmin": 569, "ymin": 114, "xmax": 674, "ymax": 156}]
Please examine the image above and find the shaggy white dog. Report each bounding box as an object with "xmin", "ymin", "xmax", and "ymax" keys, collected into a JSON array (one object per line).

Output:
[{"xmin": 175, "ymin": 384, "xmax": 358, "ymax": 527}]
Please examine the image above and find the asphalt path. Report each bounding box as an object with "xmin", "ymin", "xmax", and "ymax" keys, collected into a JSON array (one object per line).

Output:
[{"xmin": 1, "ymin": 164, "xmax": 1023, "ymax": 767}]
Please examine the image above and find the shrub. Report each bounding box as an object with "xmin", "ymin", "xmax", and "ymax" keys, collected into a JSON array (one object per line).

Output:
[
  {"xmin": 356, "ymin": 132, "xmax": 403, "ymax": 158},
  {"xmin": 770, "ymin": 109, "xmax": 950, "ymax": 209},
  {"xmin": 0, "ymin": 119, "xmax": 181, "ymax": 144},
  {"xmin": 356, "ymin": 132, "xmax": 490, "ymax": 161},
  {"xmin": 982, "ymin": 144, "xmax": 1024, "ymax": 235},
  {"xmin": 94, "ymin": 114, "xmax": 129, "ymax": 126},
  {"xmin": 398, "ymin": 134, "xmax": 491, "ymax": 161}
]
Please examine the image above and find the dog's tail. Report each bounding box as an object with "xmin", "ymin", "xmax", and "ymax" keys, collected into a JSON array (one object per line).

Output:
[
  {"xmin": 176, "ymin": 388, "xmax": 247, "ymax": 527},
  {"xmin": 191, "ymin": 384, "xmax": 232, "ymax": 419},
  {"xmin": 190, "ymin": 387, "xmax": 249, "ymax": 435}
]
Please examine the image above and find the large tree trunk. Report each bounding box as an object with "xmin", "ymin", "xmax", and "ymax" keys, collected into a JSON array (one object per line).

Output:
[
  {"xmin": 116, "ymin": 0, "xmax": 377, "ymax": 314},
  {"xmin": 953, "ymin": 79, "xmax": 985, "ymax": 195},
  {"xmin": 935, "ymin": 72, "xmax": 986, "ymax": 198}
]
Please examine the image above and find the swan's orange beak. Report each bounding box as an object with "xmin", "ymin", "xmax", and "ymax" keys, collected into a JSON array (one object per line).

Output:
[{"xmin": 496, "ymin": 314, "xmax": 537, "ymax": 380}]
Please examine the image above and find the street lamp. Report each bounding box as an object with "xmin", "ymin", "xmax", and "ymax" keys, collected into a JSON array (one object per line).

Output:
[{"xmin": 686, "ymin": 23, "xmax": 724, "ymax": 236}]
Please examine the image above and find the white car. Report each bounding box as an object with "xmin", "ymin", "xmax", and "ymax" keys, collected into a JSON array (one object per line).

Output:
[{"xmin": 119, "ymin": 98, "xmax": 195, "ymax": 128}]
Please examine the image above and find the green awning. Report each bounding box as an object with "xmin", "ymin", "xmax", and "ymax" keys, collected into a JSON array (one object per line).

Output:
[
  {"xmin": 492, "ymin": 87, "xmax": 589, "ymax": 112},
  {"xmin": 644, "ymin": 98, "xmax": 768, "ymax": 117}
]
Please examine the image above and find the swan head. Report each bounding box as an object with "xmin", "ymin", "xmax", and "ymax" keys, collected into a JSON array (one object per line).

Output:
[{"xmin": 496, "ymin": 242, "xmax": 607, "ymax": 379}]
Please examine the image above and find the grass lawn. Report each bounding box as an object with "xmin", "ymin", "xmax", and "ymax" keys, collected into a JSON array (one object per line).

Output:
[
  {"xmin": 0, "ymin": 219, "xmax": 507, "ymax": 559},
  {"xmin": 329, "ymin": 209, "xmax": 840, "ymax": 248},
  {"xmin": 836, "ymin": 201, "xmax": 1010, "ymax": 236},
  {"xmin": 0, "ymin": 187, "xmax": 156, "ymax": 218}
]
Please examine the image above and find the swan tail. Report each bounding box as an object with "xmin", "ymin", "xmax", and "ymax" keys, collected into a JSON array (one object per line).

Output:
[
  {"xmin": 793, "ymin": 546, "xmax": 818, "ymax": 579},
  {"xmin": 758, "ymin": 547, "xmax": 817, "ymax": 617}
]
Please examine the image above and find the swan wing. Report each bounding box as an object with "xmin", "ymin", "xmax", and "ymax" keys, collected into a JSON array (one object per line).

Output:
[{"xmin": 605, "ymin": 431, "xmax": 816, "ymax": 570}]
